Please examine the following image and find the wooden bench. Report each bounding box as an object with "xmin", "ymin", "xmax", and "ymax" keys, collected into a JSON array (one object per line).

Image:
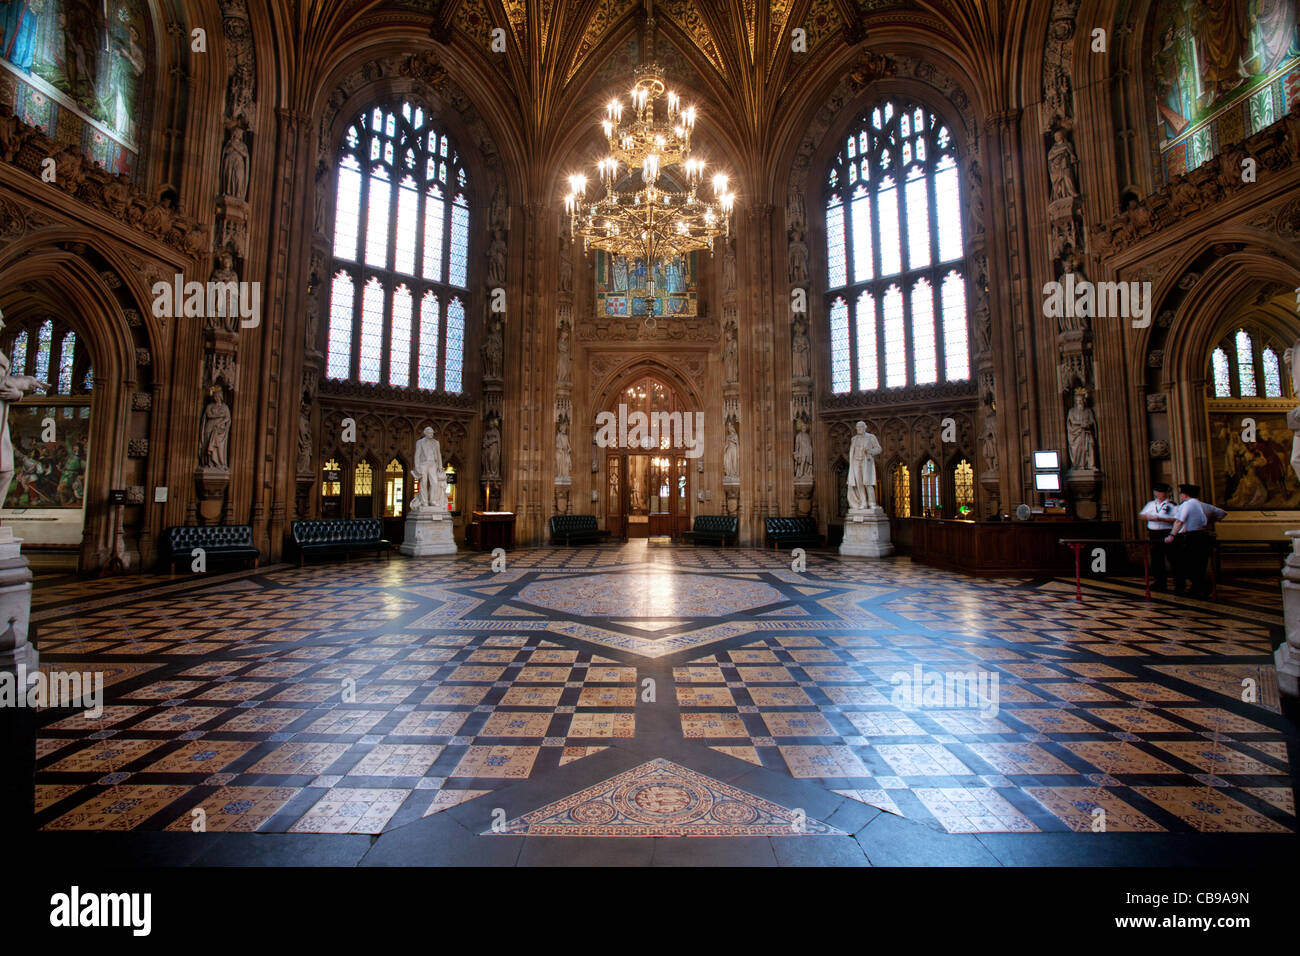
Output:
[
  {"xmin": 549, "ymin": 514, "xmax": 612, "ymax": 545},
  {"xmin": 764, "ymin": 516, "xmax": 824, "ymax": 549},
  {"xmin": 162, "ymin": 525, "xmax": 260, "ymax": 575},
  {"xmin": 290, "ymin": 518, "xmax": 390, "ymax": 566},
  {"xmin": 681, "ymin": 515, "xmax": 738, "ymax": 547}
]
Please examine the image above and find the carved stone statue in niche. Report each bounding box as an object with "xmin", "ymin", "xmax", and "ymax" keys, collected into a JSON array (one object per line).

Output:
[
  {"xmin": 490, "ymin": 183, "xmax": 507, "ymax": 231},
  {"xmin": 206, "ymin": 251, "xmax": 240, "ymax": 332},
  {"xmin": 788, "ymin": 224, "xmax": 809, "ymax": 285},
  {"xmin": 221, "ymin": 125, "xmax": 250, "ymax": 202},
  {"xmin": 787, "ymin": 183, "xmax": 805, "ymax": 233},
  {"xmin": 558, "ymin": 237, "xmax": 572, "ymax": 292},
  {"xmin": 722, "ymin": 417, "xmax": 740, "ymax": 481},
  {"xmin": 481, "ymin": 316, "xmax": 503, "ymax": 379},
  {"xmin": 556, "ymin": 321, "xmax": 571, "ymax": 384},
  {"xmin": 980, "ymin": 410, "xmax": 997, "ymax": 472},
  {"xmin": 791, "ymin": 316, "xmax": 811, "ymax": 379},
  {"xmin": 793, "ymin": 418, "xmax": 813, "ymax": 482},
  {"xmin": 723, "ymin": 237, "xmax": 736, "ymax": 292},
  {"xmin": 296, "ymin": 411, "xmax": 312, "ymax": 475},
  {"xmin": 487, "ymin": 230, "xmax": 507, "ymax": 286},
  {"xmin": 228, "ymin": 61, "xmax": 254, "ymax": 121},
  {"xmin": 200, "ymin": 389, "xmax": 231, "ymax": 470},
  {"xmin": 481, "ymin": 416, "xmax": 501, "ymax": 480},
  {"xmin": 1066, "ymin": 389, "xmax": 1098, "ymax": 471},
  {"xmin": 723, "ymin": 322, "xmax": 739, "ymax": 384},
  {"xmin": 1047, "ymin": 129, "xmax": 1079, "ymax": 202},
  {"xmin": 967, "ymin": 159, "xmax": 985, "ymax": 235},
  {"xmin": 313, "ymin": 161, "xmax": 329, "ymax": 232},
  {"xmin": 554, "ymin": 419, "xmax": 571, "ymax": 483}
]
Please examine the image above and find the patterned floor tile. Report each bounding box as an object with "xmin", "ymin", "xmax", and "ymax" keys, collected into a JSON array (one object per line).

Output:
[
  {"xmin": 166, "ymin": 786, "xmax": 298, "ymax": 832},
  {"xmin": 912, "ymin": 788, "xmax": 1040, "ymax": 833},
  {"xmin": 1023, "ymin": 787, "xmax": 1165, "ymax": 832},
  {"xmin": 44, "ymin": 786, "xmax": 192, "ymax": 830},
  {"xmin": 451, "ymin": 746, "xmax": 539, "ymax": 779},
  {"xmin": 289, "ymin": 788, "xmax": 410, "ymax": 833},
  {"xmin": 1131, "ymin": 787, "xmax": 1293, "ymax": 833},
  {"xmin": 487, "ymin": 758, "xmax": 843, "ymax": 837}
]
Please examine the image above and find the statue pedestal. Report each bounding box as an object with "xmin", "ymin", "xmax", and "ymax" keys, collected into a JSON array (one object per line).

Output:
[
  {"xmin": 839, "ymin": 507, "xmax": 893, "ymax": 558},
  {"xmin": 1277, "ymin": 530, "xmax": 1300, "ymax": 698},
  {"xmin": 399, "ymin": 508, "xmax": 457, "ymax": 557},
  {"xmin": 0, "ymin": 527, "xmax": 36, "ymax": 831}
]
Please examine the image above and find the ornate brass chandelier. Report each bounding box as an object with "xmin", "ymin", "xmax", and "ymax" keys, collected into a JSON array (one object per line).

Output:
[{"xmin": 564, "ymin": 9, "xmax": 733, "ymax": 327}]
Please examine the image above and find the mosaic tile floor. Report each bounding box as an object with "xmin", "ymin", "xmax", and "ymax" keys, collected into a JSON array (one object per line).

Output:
[{"xmin": 27, "ymin": 544, "xmax": 1300, "ymax": 860}]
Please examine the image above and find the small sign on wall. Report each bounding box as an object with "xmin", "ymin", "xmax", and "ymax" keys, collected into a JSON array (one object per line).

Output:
[
  {"xmin": 154, "ymin": 487, "xmax": 168, "ymax": 503},
  {"xmin": 108, "ymin": 489, "xmax": 127, "ymax": 505}
]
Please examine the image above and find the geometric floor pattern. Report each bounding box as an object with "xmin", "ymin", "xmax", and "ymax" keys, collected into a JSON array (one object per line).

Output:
[
  {"xmin": 489, "ymin": 757, "xmax": 843, "ymax": 836},
  {"xmin": 29, "ymin": 543, "xmax": 1298, "ymax": 841}
]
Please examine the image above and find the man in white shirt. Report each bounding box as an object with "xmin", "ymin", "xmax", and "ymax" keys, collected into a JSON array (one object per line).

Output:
[
  {"xmin": 1138, "ymin": 482, "xmax": 1175, "ymax": 591},
  {"xmin": 1164, "ymin": 483, "xmax": 1226, "ymax": 597}
]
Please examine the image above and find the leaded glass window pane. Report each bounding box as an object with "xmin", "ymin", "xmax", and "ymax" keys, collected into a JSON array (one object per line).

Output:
[
  {"xmin": 1211, "ymin": 348, "xmax": 1231, "ymax": 396},
  {"xmin": 911, "ymin": 279, "xmax": 936, "ymax": 385},
  {"xmin": 892, "ymin": 462, "xmax": 911, "ymax": 517},
  {"xmin": 444, "ymin": 298, "xmax": 465, "ymax": 393},
  {"xmin": 850, "ymin": 188, "xmax": 873, "ymax": 282},
  {"xmin": 905, "ymin": 169, "xmax": 930, "ymax": 269},
  {"xmin": 57, "ymin": 332, "xmax": 76, "ymax": 393},
  {"xmin": 1235, "ymin": 329, "xmax": 1256, "ymax": 397},
  {"xmin": 359, "ymin": 278, "xmax": 385, "ymax": 383},
  {"xmin": 333, "ymin": 157, "xmax": 362, "ymax": 261},
  {"xmin": 826, "ymin": 201, "xmax": 846, "ymax": 288},
  {"xmin": 393, "ymin": 178, "xmax": 420, "ymax": 277},
  {"xmin": 34, "ymin": 319, "xmax": 52, "ymax": 384},
  {"xmin": 389, "ymin": 285, "xmax": 412, "ymax": 387},
  {"xmin": 364, "ymin": 170, "xmax": 391, "ymax": 269},
  {"xmin": 941, "ymin": 271, "xmax": 969, "ymax": 381},
  {"xmin": 883, "ymin": 285, "xmax": 906, "ymax": 387},
  {"xmin": 855, "ymin": 291, "xmax": 877, "ymax": 391},
  {"xmin": 423, "ymin": 189, "xmax": 445, "ymax": 282},
  {"xmin": 934, "ymin": 157, "xmax": 963, "ymax": 262},
  {"xmin": 1263, "ymin": 347, "xmax": 1282, "ymax": 398},
  {"xmin": 10, "ymin": 331, "xmax": 26, "ymax": 376},
  {"xmin": 327, "ymin": 271, "xmax": 354, "ymax": 379},
  {"xmin": 830, "ymin": 297, "xmax": 850, "ymax": 394},
  {"xmin": 418, "ymin": 293, "xmax": 440, "ymax": 390},
  {"xmin": 877, "ymin": 178, "xmax": 900, "ymax": 277},
  {"xmin": 449, "ymin": 200, "xmax": 469, "ymax": 289}
]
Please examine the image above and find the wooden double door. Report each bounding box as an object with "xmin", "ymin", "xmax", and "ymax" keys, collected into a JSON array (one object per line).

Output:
[{"xmin": 606, "ymin": 453, "xmax": 692, "ymax": 538}]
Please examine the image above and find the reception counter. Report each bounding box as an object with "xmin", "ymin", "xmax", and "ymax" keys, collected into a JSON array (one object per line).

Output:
[{"xmin": 905, "ymin": 518, "xmax": 1121, "ymax": 576}]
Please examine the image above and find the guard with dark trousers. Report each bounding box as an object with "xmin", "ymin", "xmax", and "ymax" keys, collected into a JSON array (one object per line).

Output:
[
  {"xmin": 1138, "ymin": 482, "xmax": 1175, "ymax": 592},
  {"xmin": 1164, "ymin": 483, "xmax": 1226, "ymax": 598}
]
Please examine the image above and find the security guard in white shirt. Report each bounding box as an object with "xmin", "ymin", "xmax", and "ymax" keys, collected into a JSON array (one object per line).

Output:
[
  {"xmin": 1138, "ymin": 482, "xmax": 1175, "ymax": 591},
  {"xmin": 1164, "ymin": 483, "xmax": 1226, "ymax": 597}
]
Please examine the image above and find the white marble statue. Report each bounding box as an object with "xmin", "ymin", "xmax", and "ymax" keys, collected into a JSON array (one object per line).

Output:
[
  {"xmin": 845, "ymin": 420, "xmax": 881, "ymax": 511},
  {"xmin": 1287, "ymin": 342, "xmax": 1300, "ymax": 482},
  {"xmin": 412, "ymin": 426, "xmax": 447, "ymax": 511},
  {"xmin": 793, "ymin": 418, "xmax": 813, "ymax": 482},
  {"xmin": 554, "ymin": 419, "xmax": 571, "ymax": 482},
  {"xmin": 722, "ymin": 417, "xmax": 740, "ymax": 481},
  {"xmin": 0, "ymin": 311, "xmax": 48, "ymax": 512}
]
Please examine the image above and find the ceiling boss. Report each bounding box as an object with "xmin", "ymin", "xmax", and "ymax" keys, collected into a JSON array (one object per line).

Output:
[{"xmin": 563, "ymin": 6, "xmax": 734, "ymax": 329}]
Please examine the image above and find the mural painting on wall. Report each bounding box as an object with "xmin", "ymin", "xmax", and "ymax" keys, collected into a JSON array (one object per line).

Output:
[
  {"xmin": 3, "ymin": 404, "xmax": 90, "ymax": 509},
  {"xmin": 0, "ymin": 0, "xmax": 150, "ymax": 174},
  {"xmin": 1208, "ymin": 406, "xmax": 1300, "ymax": 508},
  {"xmin": 1151, "ymin": 0, "xmax": 1300, "ymax": 177},
  {"xmin": 594, "ymin": 251, "xmax": 698, "ymax": 317}
]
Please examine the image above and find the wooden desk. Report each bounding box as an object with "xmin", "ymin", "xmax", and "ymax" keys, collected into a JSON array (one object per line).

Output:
[
  {"xmin": 467, "ymin": 511, "xmax": 515, "ymax": 551},
  {"xmin": 908, "ymin": 518, "xmax": 1121, "ymax": 575}
]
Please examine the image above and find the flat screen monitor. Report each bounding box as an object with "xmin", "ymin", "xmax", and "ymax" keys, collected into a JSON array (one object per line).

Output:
[
  {"xmin": 1034, "ymin": 471, "xmax": 1061, "ymax": 492},
  {"xmin": 1033, "ymin": 450, "xmax": 1060, "ymax": 470}
]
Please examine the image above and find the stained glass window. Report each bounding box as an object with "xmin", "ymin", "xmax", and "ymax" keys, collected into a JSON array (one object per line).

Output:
[
  {"xmin": 57, "ymin": 332, "xmax": 76, "ymax": 393},
  {"xmin": 1211, "ymin": 348, "xmax": 1231, "ymax": 396},
  {"xmin": 444, "ymin": 298, "xmax": 465, "ymax": 393},
  {"xmin": 829, "ymin": 297, "xmax": 850, "ymax": 393},
  {"xmin": 920, "ymin": 459, "xmax": 941, "ymax": 517},
  {"xmin": 954, "ymin": 460, "xmax": 974, "ymax": 514},
  {"xmin": 34, "ymin": 319, "xmax": 52, "ymax": 384},
  {"xmin": 825, "ymin": 100, "xmax": 969, "ymax": 393},
  {"xmin": 10, "ymin": 330, "xmax": 26, "ymax": 376},
  {"xmin": 327, "ymin": 101, "xmax": 470, "ymax": 391},
  {"xmin": 355, "ymin": 460, "xmax": 373, "ymax": 495},
  {"xmin": 892, "ymin": 461, "xmax": 911, "ymax": 517},
  {"xmin": 1262, "ymin": 348, "xmax": 1281, "ymax": 398},
  {"xmin": 1235, "ymin": 329, "xmax": 1256, "ymax": 397}
]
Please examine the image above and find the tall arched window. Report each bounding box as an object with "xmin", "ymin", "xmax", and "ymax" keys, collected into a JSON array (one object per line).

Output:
[
  {"xmin": 1209, "ymin": 326, "xmax": 1287, "ymax": 399},
  {"xmin": 328, "ymin": 102, "xmax": 470, "ymax": 392},
  {"xmin": 825, "ymin": 101, "xmax": 970, "ymax": 394}
]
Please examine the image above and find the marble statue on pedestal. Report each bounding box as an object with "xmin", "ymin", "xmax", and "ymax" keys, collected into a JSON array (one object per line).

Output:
[
  {"xmin": 841, "ymin": 420, "xmax": 893, "ymax": 558},
  {"xmin": 1278, "ymin": 343, "xmax": 1300, "ymax": 697},
  {"xmin": 0, "ymin": 307, "xmax": 40, "ymax": 672},
  {"xmin": 401, "ymin": 426, "xmax": 456, "ymax": 556}
]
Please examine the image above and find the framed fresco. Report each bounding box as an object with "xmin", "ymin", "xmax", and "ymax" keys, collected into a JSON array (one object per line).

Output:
[
  {"xmin": 3, "ymin": 402, "xmax": 91, "ymax": 510},
  {"xmin": 1205, "ymin": 399, "xmax": 1300, "ymax": 510}
]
